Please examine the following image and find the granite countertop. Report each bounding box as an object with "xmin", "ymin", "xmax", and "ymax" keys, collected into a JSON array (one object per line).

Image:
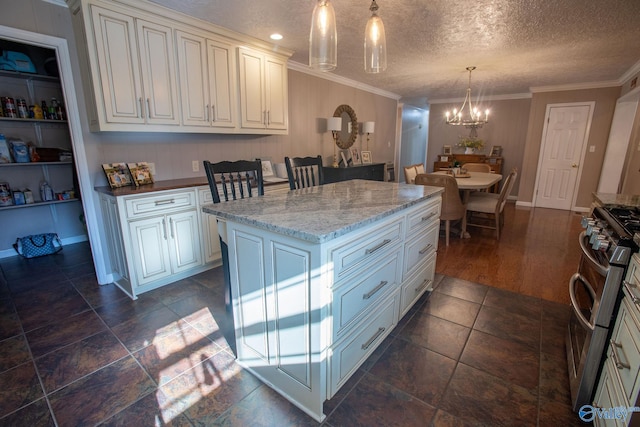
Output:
[
  {"xmin": 94, "ymin": 177, "xmax": 286, "ymax": 197},
  {"xmin": 203, "ymin": 179, "xmax": 443, "ymax": 243},
  {"xmin": 593, "ymin": 192, "xmax": 640, "ymax": 208}
]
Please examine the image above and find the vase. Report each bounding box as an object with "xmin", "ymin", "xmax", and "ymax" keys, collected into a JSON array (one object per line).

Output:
[{"xmin": 465, "ymin": 147, "xmax": 475, "ymax": 154}]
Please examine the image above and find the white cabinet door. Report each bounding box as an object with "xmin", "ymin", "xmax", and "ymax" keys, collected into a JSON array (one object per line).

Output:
[
  {"xmin": 129, "ymin": 215, "xmax": 173, "ymax": 286},
  {"xmin": 238, "ymin": 47, "xmax": 265, "ymax": 129},
  {"xmin": 135, "ymin": 18, "xmax": 180, "ymax": 125},
  {"xmin": 91, "ymin": 5, "xmax": 178, "ymax": 126},
  {"xmin": 264, "ymin": 55, "xmax": 288, "ymax": 130},
  {"xmin": 238, "ymin": 46, "xmax": 288, "ymax": 132},
  {"xmin": 176, "ymin": 31, "xmax": 237, "ymax": 129},
  {"xmin": 167, "ymin": 210, "xmax": 202, "ymax": 273},
  {"xmin": 207, "ymin": 38, "xmax": 237, "ymax": 128},
  {"xmin": 91, "ymin": 5, "xmax": 144, "ymax": 124},
  {"xmin": 202, "ymin": 212, "xmax": 222, "ymax": 264}
]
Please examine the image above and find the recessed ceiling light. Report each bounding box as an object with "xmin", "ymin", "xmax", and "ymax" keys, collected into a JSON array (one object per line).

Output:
[{"xmin": 270, "ymin": 33, "xmax": 283, "ymax": 41}]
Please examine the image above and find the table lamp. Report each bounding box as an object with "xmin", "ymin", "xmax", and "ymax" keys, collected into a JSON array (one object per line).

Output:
[
  {"xmin": 327, "ymin": 117, "xmax": 342, "ymax": 167},
  {"xmin": 363, "ymin": 121, "xmax": 375, "ymax": 150}
]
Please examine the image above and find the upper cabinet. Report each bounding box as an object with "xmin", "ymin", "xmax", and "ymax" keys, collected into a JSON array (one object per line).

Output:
[
  {"xmin": 69, "ymin": 0, "xmax": 291, "ymax": 134},
  {"xmin": 89, "ymin": 6, "xmax": 179, "ymax": 127},
  {"xmin": 175, "ymin": 30, "xmax": 237, "ymax": 129},
  {"xmin": 238, "ymin": 47, "xmax": 288, "ymax": 132}
]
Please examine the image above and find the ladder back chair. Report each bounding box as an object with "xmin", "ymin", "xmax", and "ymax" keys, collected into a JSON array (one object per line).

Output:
[
  {"xmin": 202, "ymin": 159, "xmax": 264, "ymax": 340},
  {"xmin": 465, "ymin": 167, "xmax": 518, "ymax": 239},
  {"xmin": 285, "ymin": 155, "xmax": 324, "ymax": 190},
  {"xmin": 462, "ymin": 162, "xmax": 492, "ymax": 173}
]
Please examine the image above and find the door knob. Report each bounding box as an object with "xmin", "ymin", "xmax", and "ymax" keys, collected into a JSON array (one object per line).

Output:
[{"xmin": 572, "ymin": 164, "xmax": 578, "ymax": 168}]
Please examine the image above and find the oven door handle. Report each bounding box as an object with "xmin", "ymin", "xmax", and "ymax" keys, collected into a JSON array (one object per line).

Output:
[
  {"xmin": 569, "ymin": 272, "xmax": 596, "ymax": 331},
  {"xmin": 579, "ymin": 231, "xmax": 609, "ymax": 277}
]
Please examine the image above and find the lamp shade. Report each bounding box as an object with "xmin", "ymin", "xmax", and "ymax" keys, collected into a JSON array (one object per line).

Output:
[
  {"xmin": 363, "ymin": 121, "xmax": 375, "ymax": 134},
  {"xmin": 309, "ymin": 0, "xmax": 337, "ymax": 71},
  {"xmin": 327, "ymin": 117, "xmax": 342, "ymax": 131}
]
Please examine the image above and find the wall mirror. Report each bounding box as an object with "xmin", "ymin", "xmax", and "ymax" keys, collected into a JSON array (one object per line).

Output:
[{"xmin": 333, "ymin": 104, "xmax": 358, "ymax": 149}]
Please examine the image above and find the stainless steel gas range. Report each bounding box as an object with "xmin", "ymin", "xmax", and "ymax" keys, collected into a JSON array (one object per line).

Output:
[{"xmin": 566, "ymin": 205, "xmax": 640, "ymax": 412}]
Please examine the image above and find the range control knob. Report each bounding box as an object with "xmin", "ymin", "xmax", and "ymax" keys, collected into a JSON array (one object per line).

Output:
[
  {"xmin": 589, "ymin": 227, "xmax": 602, "ymax": 244},
  {"xmin": 593, "ymin": 236, "xmax": 610, "ymax": 252},
  {"xmin": 581, "ymin": 217, "xmax": 594, "ymax": 228},
  {"xmin": 585, "ymin": 221, "xmax": 597, "ymax": 235}
]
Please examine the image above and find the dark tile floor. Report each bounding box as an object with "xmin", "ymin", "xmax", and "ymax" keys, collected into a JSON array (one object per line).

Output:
[{"xmin": 0, "ymin": 242, "xmax": 590, "ymax": 426}]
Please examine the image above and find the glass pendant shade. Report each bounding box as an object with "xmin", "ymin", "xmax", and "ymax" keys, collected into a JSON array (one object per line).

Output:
[
  {"xmin": 309, "ymin": 0, "xmax": 337, "ymax": 71},
  {"xmin": 364, "ymin": 1, "xmax": 387, "ymax": 73}
]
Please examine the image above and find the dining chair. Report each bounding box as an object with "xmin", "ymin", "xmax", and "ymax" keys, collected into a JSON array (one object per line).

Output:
[
  {"xmin": 462, "ymin": 162, "xmax": 492, "ymax": 173},
  {"xmin": 285, "ymin": 155, "xmax": 324, "ymax": 190},
  {"xmin": 414, "ymin": 173, "xmax": 466, "ymax": 246},
  {"xmin": 202, "ymin": 159, "xmax": 264, "ymax": 323},
  {"xmin": 465, "ymin": 167, "xmax": 518, "ymax": 239},
  {"xmin": 403, "ymin": 163, "xmax": 425, "ymax": 184}
]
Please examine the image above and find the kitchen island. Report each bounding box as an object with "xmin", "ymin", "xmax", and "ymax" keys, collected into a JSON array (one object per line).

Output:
[{"xmin": 202, "ymin": 179, "xmax": 443, "ymax": 421}]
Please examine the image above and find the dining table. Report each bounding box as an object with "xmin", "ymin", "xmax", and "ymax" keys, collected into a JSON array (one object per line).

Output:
[
  {"xmin": 433, "ymin": 170, "xmax": 503, "ymax": 239},
  {"xmin": 433, "ymin": 170, "xmax": 503, "ymax": 202}
]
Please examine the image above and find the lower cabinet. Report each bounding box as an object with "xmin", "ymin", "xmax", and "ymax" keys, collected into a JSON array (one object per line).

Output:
[
  {"xmin": 593, "ymin": 254, "xmax": 640, "ymax": 426},
  {"xmin": 98, "ymin": 185, "xmax": 218, "ymax": 299}
]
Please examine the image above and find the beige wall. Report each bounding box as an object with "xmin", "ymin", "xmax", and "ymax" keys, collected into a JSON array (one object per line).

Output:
[
  {"xmin": 427, "ymin": 98, "xmax": 532, "ymax": 196},
  {"xmin": 518, "ymin": 87, "xmax": 620, "ymax": 208}
]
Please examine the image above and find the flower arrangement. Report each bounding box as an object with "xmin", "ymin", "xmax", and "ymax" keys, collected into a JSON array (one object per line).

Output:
[{"xmin": 457, "ymin": 137, "xmax": 484, "ymax": 150}]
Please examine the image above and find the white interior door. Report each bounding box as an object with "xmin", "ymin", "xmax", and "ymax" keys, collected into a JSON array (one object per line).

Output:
[{"xmin": 534, "ymin": 103, "xmax": 593, "ymax": 210}]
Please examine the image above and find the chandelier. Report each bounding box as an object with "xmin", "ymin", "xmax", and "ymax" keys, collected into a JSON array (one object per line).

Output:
[
  {"xmin": 445, "ymin": 66, "xmax": 489, "ymax": 130},
  {"xmin": 364, "ymin": 0, "xmax": 387, "ymax": 73},
  {"xmin": 309, "ymin": 0, "xmax": 337, "ymax": 71}
]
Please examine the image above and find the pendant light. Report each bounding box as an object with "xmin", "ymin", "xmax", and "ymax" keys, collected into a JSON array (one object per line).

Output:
[
  {"xmin": 309, "ymin": 0, "xmax": 337, "ymax": 72},
  {"xmin": 364, "ymin": 0, "xmax": 387, "ymax": 73}
]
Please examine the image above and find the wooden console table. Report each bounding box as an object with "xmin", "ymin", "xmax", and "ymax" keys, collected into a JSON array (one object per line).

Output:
[{"xmin": 323, "ymin": 163, "xmax": 386, "ymax": 183}]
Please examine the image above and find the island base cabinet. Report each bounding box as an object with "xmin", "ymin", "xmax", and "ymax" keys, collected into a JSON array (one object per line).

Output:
[{"xmin": 593, "ymin": 358, "xmax": 627, "ymax": 427}]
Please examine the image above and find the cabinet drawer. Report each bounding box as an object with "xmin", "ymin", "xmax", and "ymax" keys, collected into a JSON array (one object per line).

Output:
[
  {"xmin": 403, "ymin": 220, "xmax": 439, "ymax": 278},
  {"xmin": 593, "ymin": 357, "xmax": 627, "ymax": 427},
  {"xmin": 331, "ymin": 217, "xmax": 403, "ymax": 281},
  {"xmin": 608, "ymin": 294, "xmax": 640, "ymax": 404},
  {"xmin": 125, "ymin": 190, "xmax": 196, "ymax": 218},
  {"xmin": 332, "ymin": 251, "xmax": 402, "ymax": 339},
  {"xmin": 329, "ymin": 292, "xmax": 399, "ymax": 397},
  {"xmin": 400, "ymin": 251, "xmax": 436, "ymax": 316},
  {"xmin": 405, "ymin": 197, "xmax": 440, "ymax": 236}
]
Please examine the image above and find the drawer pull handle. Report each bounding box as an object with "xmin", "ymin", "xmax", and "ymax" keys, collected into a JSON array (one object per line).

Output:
[
  {"xmin": 623, "ymin": 280, "xmax": 640, "ymax": 307},
  {"xmin": 155, "ymin": 199, "xmax": 176, "ymax": 206},
  {"xmin": 419, "ymin": 244, "xmax": 434, "ymax": 255},
  {"xmin": 610, "ymin": 339, "xmax": 630, "ymax": 370},
  {"xmin": 421, "ymin": 212, "xmax": 437, "ymax": 222},
  {"xmin": 415, "ymin": 279, "xmax": 432, "ymax": 293},
  {"xmin": 361, "ymin": 327, "xmax": 386, "ymax": 351},
  {"xmin": 363, "ymin": 281, "xmax": 388, "ymax": 300},
  {"xmin": 365, "ymin": 239, "xmax": 391, "ymax": 255}
]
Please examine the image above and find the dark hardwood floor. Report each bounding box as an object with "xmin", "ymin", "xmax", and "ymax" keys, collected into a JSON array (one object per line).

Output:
[{"xmin": 436, "ymin": 202, "xmax": 584, "ymax": 305}]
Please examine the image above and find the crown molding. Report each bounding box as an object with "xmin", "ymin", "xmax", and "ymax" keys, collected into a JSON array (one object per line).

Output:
[
  {"xmin": 619, "ymin": 59, "xmax": 640, "ymax": 84},
  {"xmin": 288, "ymin": 61, "xmax": 401, "ymax": 100},
  {"xmin": 530, "ymin": 80, "xmax": 620, "ymax": 93},
  {"xmin": 44, "ymin": 0, "xmax": 68, "ymax": 6}
]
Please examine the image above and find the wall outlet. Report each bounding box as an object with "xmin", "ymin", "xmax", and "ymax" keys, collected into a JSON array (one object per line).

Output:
[{"xmin": 192, "ymin": 160, "xmax": 199, "ymax": 172}]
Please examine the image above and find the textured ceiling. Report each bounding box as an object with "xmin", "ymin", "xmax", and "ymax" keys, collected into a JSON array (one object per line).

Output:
[{"xmin": 149, "ymin": 0, "xmax": 640, "ymax": 106}]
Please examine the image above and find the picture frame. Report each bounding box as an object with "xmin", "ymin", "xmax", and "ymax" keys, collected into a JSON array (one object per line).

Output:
[
  {"xmin": 361, "ymin": 150, "xmax": 372, "ymax": 164},
  {"xmin": 490, "ymin": 145, "xmax": 503, "ymax": 157},
  {"xmin": 350, "ymin": 147, "xmax": 361, "ymax": 165},
  {"xmin": 340, "ymin": 151, "xmax": 349, "ymax": 167},
  {"xmin": 443, "ymin": 145, "xmax": 452, "ymax": 155},
  {"xmin": 127, "ymin": 162, "xmax": 154, "ymax": 186},
  {"xmin": 261, "ymin": 159, "xmax": 274, "ymax": 177},
  {"xmin": 102, "ymin": 163, "xmax": 133, "ymax": 188},
  {"xmin": 440, "ymin": 156, "xmax": 449, "ymax": 162}
]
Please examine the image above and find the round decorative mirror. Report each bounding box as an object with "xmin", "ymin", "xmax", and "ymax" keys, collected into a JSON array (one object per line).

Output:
[{"xmin": 333, "ymin": 104, "xmax": 358, "ymax": 149}]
